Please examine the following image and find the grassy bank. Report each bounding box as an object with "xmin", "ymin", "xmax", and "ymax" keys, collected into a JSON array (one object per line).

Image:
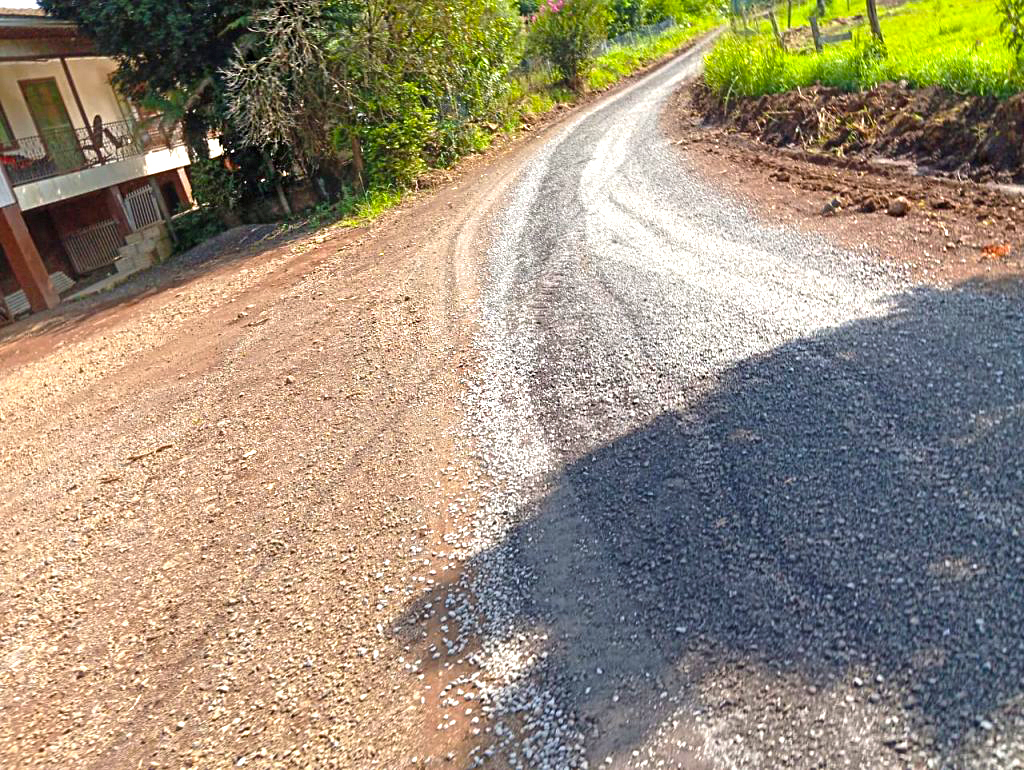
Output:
[
  {"xmin": 516, "ymin": 14, "xmax": 719, "ymax": 115},
  {"xmin": 705, "ymin": 0, "xmax": 1022, "ymax": 101}
]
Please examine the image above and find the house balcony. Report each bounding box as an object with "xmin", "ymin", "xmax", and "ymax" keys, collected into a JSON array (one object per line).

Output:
[{"xmin": 2, "ymin": 117, "xmax": 193, "ymax": 211}]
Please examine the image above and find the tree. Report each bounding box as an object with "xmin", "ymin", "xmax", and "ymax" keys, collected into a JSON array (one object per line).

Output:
[
  {"xmin": 526, "ymin": 0, "xmax": 611, "ymax": 91},
  {"xmin": 224, "ymin": 0, "xmax": 520, "ymax": 189},
  {"xmin": 38, "ymin": 0, "xmax": 265, "ymax": 140}
]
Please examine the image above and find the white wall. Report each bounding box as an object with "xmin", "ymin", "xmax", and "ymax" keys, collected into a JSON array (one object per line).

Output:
[{"xmin": 0, "ymin": 56, "xmax": 122, "ymax": 139}]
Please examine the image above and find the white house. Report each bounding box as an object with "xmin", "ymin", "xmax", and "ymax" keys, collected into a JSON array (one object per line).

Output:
[{"xmin": 0, "ymin": 7, "xmax": 208, "ymax": 320}]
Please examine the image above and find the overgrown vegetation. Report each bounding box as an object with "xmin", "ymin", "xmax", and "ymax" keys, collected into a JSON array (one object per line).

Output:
[
  {"xmin": 526, "ymin": 0, "xmax": 612, "ymax": 90},
  {"xmin": 43, "ymin": 0, "xmax": 719, "ymax": 249},
  {"xmin": 705, "ymin": 0, "xmax": 1024, "ymax": 101}
]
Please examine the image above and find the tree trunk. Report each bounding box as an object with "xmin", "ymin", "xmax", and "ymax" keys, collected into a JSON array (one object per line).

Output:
[{"xmin": 787, "ymin": 0, "xmax": 793, "ymax": 28}]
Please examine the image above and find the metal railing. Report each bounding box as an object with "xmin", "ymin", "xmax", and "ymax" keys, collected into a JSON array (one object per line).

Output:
[
  {"xmin": 60, "ymin": 218, "xmax": 124, "ymax": 274},
  {"xmin": 0, "ymin": 117, "xmax": 184, "ymax": 187},
  {"xmin": 124, "ymin": 185, "xmax": 162, "ymax": 230}
]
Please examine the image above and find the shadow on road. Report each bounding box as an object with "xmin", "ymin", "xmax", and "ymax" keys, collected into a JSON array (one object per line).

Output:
[{"xmin": 402, "ymin": 283, "xmax": 1024, "ymax": 766}]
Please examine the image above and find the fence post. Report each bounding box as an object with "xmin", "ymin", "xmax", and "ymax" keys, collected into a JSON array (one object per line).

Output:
[
  {"xmin": 787, "ymin": 0, "xmax": 793, "ymax": 28},
  {"xmin": 866, "ymin": 0, "xmax": 884, "ymax": 43},
  {"xmin": 809, "ymin": 14, "xmax": 823, "ymax": 53}
]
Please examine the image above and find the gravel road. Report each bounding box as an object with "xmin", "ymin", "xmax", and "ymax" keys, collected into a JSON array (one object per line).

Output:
[{"xmin": 458, "ymin": 39, "xmax": 1024, "ymax": 770}]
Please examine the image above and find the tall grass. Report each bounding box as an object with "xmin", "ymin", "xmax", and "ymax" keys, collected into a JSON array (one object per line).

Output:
[{"xmin": 705, "ymin": 0, "xmax": 1024, "ymax": 99}]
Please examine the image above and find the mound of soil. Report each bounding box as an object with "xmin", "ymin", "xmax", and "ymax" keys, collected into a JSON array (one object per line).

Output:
[{"xmin": 695, "ymin": 81, "xmax": 1024, "ymax": 184}]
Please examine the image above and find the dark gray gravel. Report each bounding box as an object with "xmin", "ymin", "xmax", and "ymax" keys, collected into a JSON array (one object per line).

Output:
[{"xmin": 460, "ymin": 41, "xmax": 1024, "ymax": 770}]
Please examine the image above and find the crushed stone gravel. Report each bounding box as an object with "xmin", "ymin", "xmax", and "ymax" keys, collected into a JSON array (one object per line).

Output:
[{"xmin": 454, "ymin": 37, "xmax": 1024, "ymax": 770}]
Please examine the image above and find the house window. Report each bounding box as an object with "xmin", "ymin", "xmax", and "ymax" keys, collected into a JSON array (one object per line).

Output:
[{"xmin": 0, "ymin": 103, "xmax": 16, "ymax": 149}]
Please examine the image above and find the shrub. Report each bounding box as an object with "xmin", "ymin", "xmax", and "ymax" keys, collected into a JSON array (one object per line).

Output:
[
  {"xmin": 172, "ymin": 206, "xmax": 226, "ymax": 254},
  {"xmin": 527, "ymin": 0, "xmax": 611, "ymax": 91},
  {"xmin": 188, "ymin": 155, "xmax": 241, "ymax": 224}
]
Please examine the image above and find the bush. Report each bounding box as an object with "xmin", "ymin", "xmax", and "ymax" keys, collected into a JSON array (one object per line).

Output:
[
  {"xmin": 358, "ymin": 83, "xmax": 437, "ymax": 188},
  {"xmin": 188, "ymin": 155, "xmax": 241, "ymax": 223},
  {"xmin": 172, "ymin": 206, "xmax": 227, "ymax": 254},
  {"xmin": 527, "ymin": 0, "xmax": 611, "ymax": 91}
]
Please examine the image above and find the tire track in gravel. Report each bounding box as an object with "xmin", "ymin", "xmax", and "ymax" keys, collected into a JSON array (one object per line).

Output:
[{"xmin": 460, "ymin": 36, "xmax": 1024, "ymax": 770}]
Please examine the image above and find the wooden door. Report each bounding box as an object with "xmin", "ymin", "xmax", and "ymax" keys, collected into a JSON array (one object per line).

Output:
[{"xmin": 20, "ymin": 78, "xmax": 83, "ymax": 172}]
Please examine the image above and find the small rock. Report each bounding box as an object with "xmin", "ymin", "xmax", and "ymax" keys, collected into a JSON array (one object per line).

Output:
[
  {"xmin": 284, "ymin": 375, "xmax": 295, "ymax": 385},
  {"xmin": 821, "ymin": 197, "xmax": 842, "ymax": 217},
  {"xmin": 887, "ymin": 197, "xmax": 911, "ymax": 217}
]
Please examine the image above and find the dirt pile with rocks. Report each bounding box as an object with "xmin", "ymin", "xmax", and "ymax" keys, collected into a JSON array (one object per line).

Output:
[{"xmin": 695, "ymin": 81, "xmax": 1024, "ymax": 184}]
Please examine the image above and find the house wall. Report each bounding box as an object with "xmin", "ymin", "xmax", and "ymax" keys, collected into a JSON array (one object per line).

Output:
[{"xmin": 0, "ymin": 56, "xmax": 122, "ymax": 139}]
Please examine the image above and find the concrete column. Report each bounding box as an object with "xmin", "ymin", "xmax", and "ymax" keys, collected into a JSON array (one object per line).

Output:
[
  {"xmin": 103, "ymin": 186, "xmax": 133, "ymax": 236},
  {"xmin": 0, "ymin": 205, "xmax": 58, "ymax": 312},
  {"xmin": 0, "ymin": 165, "xmax": 57, "ymax": 312}
]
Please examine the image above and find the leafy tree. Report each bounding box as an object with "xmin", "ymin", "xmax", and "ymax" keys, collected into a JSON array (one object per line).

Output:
[
  {"xmin": 224, "ymin": 0, "xmax": 520, "ymax": 189},
  {"xmin": 526, "ymin": 0, "xmax": 611, "ymax": 91},
  {"xmin": 608, "ymin": 0, "xmax": 649, "ymax": 37},
  {"xmin": 38, "ymin": 0, "xmax": 264, "ymax": 140}
]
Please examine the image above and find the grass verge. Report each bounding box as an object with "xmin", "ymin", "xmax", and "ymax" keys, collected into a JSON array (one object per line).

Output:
[{"xmin": 706, "ymin": 0, "xmax": 1022, "ymax": 101}]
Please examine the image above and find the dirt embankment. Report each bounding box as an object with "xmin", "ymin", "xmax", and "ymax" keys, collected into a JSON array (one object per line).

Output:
[
  {"xmin": 667, "ymin": 81, "xmax": 1024, "ymax": 287},
  {"xmin": 695, "ymin": 81, "xmax": 1024, "ymax": 184}
]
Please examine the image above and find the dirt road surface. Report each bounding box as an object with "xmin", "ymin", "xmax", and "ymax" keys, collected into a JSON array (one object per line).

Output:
[{"xmin": 3, "ymin": 36, "xmax": 1024, "ymax": 770}]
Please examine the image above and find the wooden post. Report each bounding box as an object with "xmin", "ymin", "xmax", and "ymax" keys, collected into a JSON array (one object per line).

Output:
[
  {"xmin": 787, "ymin": 0, "xmax": 793, "ymax": 28},
  {"xmin": 175, "ymin": 168, "xmax": 194, "ymax": 206},
  {"xmin": 768, "ymin": 9, "xmax": 786, "ymax": 51},
  {"xmin": 866, "ymin": 0, "xmax": 884, "ymax": 43},
  {"xmin": 809, "ymin": 15, "xmax": 823, "ymax": 53}
]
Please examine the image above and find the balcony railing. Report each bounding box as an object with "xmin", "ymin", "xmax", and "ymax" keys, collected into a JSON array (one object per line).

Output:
[{"xmin": 0, "ymin": 117, "xmax": 184, "ymax": 187}]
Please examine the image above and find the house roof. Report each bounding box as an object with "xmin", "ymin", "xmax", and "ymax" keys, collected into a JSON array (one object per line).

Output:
[
  {"xmin": 0, "ymin": 7, "xmax": 94, "ymax": 59},
  {"xmin": 0, "ymin": 8, "xmax": 48, "ymax": 16}
]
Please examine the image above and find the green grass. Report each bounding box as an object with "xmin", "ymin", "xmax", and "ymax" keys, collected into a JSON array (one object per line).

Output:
[
  {"xmin": 586, "ymin": 15, "xmax": 720, "ymax": 90},
  {"xmin": 513, "ymin": 14, "xmax": 720, "ymax": 116},
  {"xmin": 706, "ymin": 0, "xmax": 1023, "ymax": 100}
]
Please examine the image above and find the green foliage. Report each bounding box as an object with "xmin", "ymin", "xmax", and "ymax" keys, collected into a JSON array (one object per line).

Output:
[
  {"xmin": 359, "ymin": 83, "xmax": 436, "ymax": 188},
  {"xmin": 704, "ymin": 0, "xmax": 1024, "ymax": 99},
  {"xmin": 526, "ymin": 0, "xmax": 612, "ymax": 90},
  {"xmin": 38, "ymin": 0, "xmax": 261, "ymax": 133},
  {"xmin": 704, "ymin": 32, "xmax": 785, "ymax": 100},
  {"xmin": 998, "ymin": 0, "xmax": 1024, "ymax": 64},
  {"xmin": 587, "ymin": 14, "xmax": 717, "ymax": 87},
  {"xmin": 609, "ymin": 0, "xmax": 651, "ymax": 36},
  {"xmin": 226, "ymin": 0, "xmax": 520, "ymax": 188},
  {"xmin": 188, "ymin": 156, "xmax": 242, "ymax": 218},
  {"xmin": 172, "ymin": 206, "xmax": 228, "ymax": 253}
]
